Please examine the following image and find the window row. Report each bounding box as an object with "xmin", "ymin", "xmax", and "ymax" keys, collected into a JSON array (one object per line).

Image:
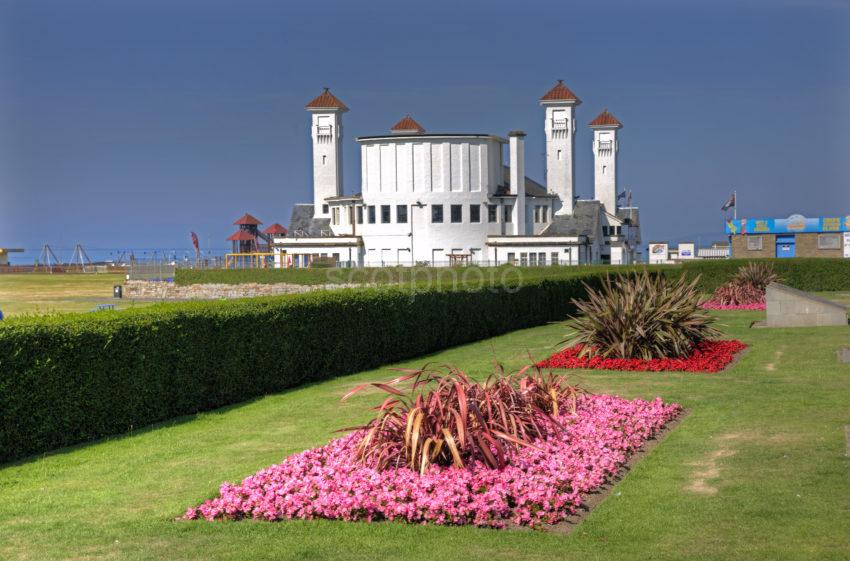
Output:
[
  {"xmin": 331, "ymin": 204, "xmax": 517, "ymax": 225},
  {"xmin": 506, "ymin": 252, "xmax": 562, "ymax": 266},
  {"xmin": 602, "ymin": 225, "xmax": 622, "ymax": 236}
]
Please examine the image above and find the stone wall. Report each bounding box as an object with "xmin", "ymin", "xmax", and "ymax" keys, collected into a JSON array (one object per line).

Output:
[
  {"xmin": 795, "ymin": 233, "xmax": 843, "ymax": 258},
  {"xmin": 123, "ymin": 280, "xmax": 363, "ymax": 300},
  {"xmin": 731, "ymin": 234, "xmax": 775, "ymax": 258},
  {"xmin": 765, "ymin": 282, "xmax": 848, "ymax": 327}
]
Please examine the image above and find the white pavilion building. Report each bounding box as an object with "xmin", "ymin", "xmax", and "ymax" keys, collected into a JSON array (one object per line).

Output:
[{"xmin": 274, "ymin": 81, "xmax": 641, "ymax": 267}]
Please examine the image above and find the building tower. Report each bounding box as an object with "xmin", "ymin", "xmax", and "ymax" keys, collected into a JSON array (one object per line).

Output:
[
  {"xmin": 589, "ymin": 109, "xmax": 623, "ymax": 214},
  {"xmin": 305, "ymin": 88, "xmax": 349, "ymax": 217},
  {"xmin": 539, "ymin": 80, "xmax": 581, "ymax": 215}
]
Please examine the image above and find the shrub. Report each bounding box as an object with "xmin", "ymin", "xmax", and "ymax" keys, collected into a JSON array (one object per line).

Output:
[
  {"xmin": 703, "ymin": 262, "xmax": 780, "ymax": 307},
  {"xmin": 0, "ymin": 274, "xmax": 606, "ymax": 463},
  {"xmin": 341, "ymin": 365, "xmax": 580, "ymax": 473},
  {"xmin": 733, "ymin": 261, "xmax": 780, "ymax": 291},
  {"xmin": 566, "ymin": 271, "xmax": 720, "ymax": 360},
  {"xmin": 674, "ymin": 258, "xmax": 850, "ymax": 293}
]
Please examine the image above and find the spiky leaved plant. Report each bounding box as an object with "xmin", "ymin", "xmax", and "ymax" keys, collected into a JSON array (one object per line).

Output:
[
  {"xmin": 340, "ymin": 365, "xmax": 581, "ymax": 473},
  {"xmin": 710, "ymin": 262, "xmax": 781, "ymax": 305},
  {"xmin": 565, "ymin": 270, "xmax": 721, "ymax": 360},
  {"xmin": 732, "ymin": 262, "xmax": 780, "ymax": 291}
]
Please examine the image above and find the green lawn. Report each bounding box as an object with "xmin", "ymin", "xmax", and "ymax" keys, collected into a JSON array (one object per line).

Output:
[
  {"xmin": 1, "ymin": 310, "xmax": 848, "ymax": 560},
  {"xmin": 0, "ymin": 273, "xmax": 155, "ymax": 316}
]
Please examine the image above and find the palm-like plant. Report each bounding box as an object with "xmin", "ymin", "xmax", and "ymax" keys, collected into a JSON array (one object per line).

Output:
[
  {"xmin": 565, "ymin": 270, "xmax": 720, "ymax": 360},
  {"xmin": 733, "ymin": 262, "xmax": 780, "ymax": 291},
  {"xmin": 340, "ymin": 365, "xmax": 581, "ymax": 473}
]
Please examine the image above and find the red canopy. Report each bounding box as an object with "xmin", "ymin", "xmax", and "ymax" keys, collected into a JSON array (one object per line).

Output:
[
  {"xmin": 233, "ymin": 213, "xmax": 263, "ymax": 226},
  {"xmin": 263, "ymin": 223, "xmax": 288, "ymax": 235},
  {"xmin": 226, "ymin": 230, "xmax": 256, "ymax": 241}
]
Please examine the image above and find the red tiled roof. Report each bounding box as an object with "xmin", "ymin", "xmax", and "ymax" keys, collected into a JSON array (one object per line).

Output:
[
  {"xmin": 233, "ymin": 213, "xmax": 263, "ymax": 226},
  {"xmin": 226, "ymin": 230, "xmax": 256, "ymax": 241},
  {"xmin": 262, "ymin": 223, "xmax": 288, "ymax": 235},
  {"xmin": 390, "ymin": 115, "xmax": 425, "ymax": 133},
  {"xmin": 540, "ymin": 80, "xmax": 580, "ymax": 103},
  {"xmin": 305, "ymin": 88, "xmax": 349, "ymax": 110},
  {"xmin": 589, "ymin": 109, "xmax": 622, "ymax": 128}
]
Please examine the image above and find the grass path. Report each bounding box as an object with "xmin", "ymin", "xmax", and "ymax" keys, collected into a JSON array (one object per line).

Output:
[{"xmin": 1, "ymin": 312, "xmax": 849, "ymax": 560}]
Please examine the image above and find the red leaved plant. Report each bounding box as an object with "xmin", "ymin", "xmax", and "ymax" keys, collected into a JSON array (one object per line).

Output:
[{"xmin": 340, "ymin": 364, "xmax": 581, "ymax": 474}]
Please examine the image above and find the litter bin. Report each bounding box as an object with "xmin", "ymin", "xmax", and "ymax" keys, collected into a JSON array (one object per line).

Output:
[{"xmin": 113, "ymin": 285, "xmax": 123, "ymax": 299}]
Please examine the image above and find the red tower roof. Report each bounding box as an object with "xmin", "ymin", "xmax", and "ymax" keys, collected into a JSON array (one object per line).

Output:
[
  {"xmin": 305, "ymin": 88, "xmax": 349, "ymax": 111},
  {"xmin": 390, "ymin": 115, "xmax": 425, "ymax": 133},
  {"xmin": 262, "ymin": 223, "xmax": 288, "ymax": 235},
  {"xmin": 540, "ymin": 79, "xmax": 581, "ymax": 104},
  {"xmin": 589, "ymin": 109, "xmax": 623, "ymax": 128},
  {"xmin": 233, "ymin": 213, "xmax": 263, "ymax": 226},
  {"xmin": 226, "ymin": 230, "xmax": 256, "ymax": 241}
]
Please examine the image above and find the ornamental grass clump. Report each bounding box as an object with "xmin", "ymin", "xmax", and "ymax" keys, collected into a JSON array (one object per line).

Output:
[
  {"xmin": 565, "ymin": 270, "xmax": 720, "ymax": 360},
  {"xmin": 703, "ymin": 262, "xmax": 780, "ymax": 308},
  {"xmin": 341, "ymin": 364, "xmax": 580, "ymax": 473}
]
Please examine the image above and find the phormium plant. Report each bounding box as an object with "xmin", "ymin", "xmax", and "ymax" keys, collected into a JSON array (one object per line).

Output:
[
  {"xmin": 340, "ymin": 364, "xmax": 581, "ymax": 473},
  {"xmin": 564, "ymin": 270, "xmax": 720, "ymax": 360},
  {"xmin": 707, "ymin": 262, "xmax": 781, "ymax": 306}
]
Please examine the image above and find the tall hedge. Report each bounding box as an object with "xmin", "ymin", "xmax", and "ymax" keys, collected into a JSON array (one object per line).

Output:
[
  {"xmin": 674, "ymin": 258, "xmax": 850, "ymax": 293},
  {"xmin": 0, "ymin": 276, "xmax": 601, "ymax": 464}
]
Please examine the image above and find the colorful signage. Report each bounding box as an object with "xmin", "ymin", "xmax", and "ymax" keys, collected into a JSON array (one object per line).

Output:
[
  {"xmin": 845, "ymin": 233, "xmax": 850, "ymax": 259},
  {"xmin": 725, "ymin": 214, "xmax": 850, "ymax": 235}
]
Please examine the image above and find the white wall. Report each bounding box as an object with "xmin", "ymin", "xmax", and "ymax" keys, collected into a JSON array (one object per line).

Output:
[
  {"xmin": 593, "ymin": 128, "xmax": 618, "ymax": 214},
  {"xmin": 311, "ymin": 111, "xmax": 344, "ymax": 217},
  {"xmin": 543, "ymin": 104, "xmax": 575, "ymax": 215}
]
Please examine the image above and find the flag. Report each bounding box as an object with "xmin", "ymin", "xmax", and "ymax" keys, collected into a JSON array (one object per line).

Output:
[
  {"xmin": 617, "ymin": 191, "xmax": 626, "ymax": 200},
  {"xmin": 191, "ymin": 232, "xmax": 200, "ymax": 254},
  {"xmin": 721, "ymin": 193, "xmax": 736, "ymax": 211}
]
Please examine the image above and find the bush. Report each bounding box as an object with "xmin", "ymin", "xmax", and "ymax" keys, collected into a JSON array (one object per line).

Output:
[
  {"xmin": 674, "ymin": 258, "xmax": 850, "ymax": 293},
  {"xmin": 566, "ymin": 271, "xmax": 720, "ymax": 360},
  {"xmin": 0, "ymin": 275, "xmax": 605, "ymax": 464}
]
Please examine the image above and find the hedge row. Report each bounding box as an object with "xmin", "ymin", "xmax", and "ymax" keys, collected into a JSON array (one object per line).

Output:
[
  {"xmin": 0, "ymin": 275, "xmax": 603, "ymax": 464},
  {"xmin": 674, "ymin": 258, "xmax": 850, "ymax": 293}
]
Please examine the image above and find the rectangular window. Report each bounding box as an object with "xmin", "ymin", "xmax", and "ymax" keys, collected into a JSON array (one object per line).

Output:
[
  {"xmin": 451, "ymin": 204, "xmax": 462, "ymax": 223},
  {"xmin": 533, "ymin": 206, "xmax": 540, "ymax": 224},
  {"xmin": 507, "ymin": 252, "xmax": 516, "ymax": 264},
  {"xmin": 503, "ymin": 204, "xmax": 513, "ymax": 223},
  {"xmin": 541, "ymin": 206, "xmax": 548, "ymax": 223},
  {"xmin": 488, "ymin": 204, "xmax": 498, "ymax": 223},
  {"xmin": 368, "ymin": 205, "xmax": 376, "ymax": 224},
  {"xmin": 538, "ymin": 252, "xmax": 546, "ymax": 265},
  {"xmin": 747, "ymin": 235, "xmax": 763, "ymax": 250},
  {"xmin": 431, "ymin": 204, "xmax": 444, "ymax": 223},
  {"xmin": 551, "ymin": 251, "xmax": 559, "ymax": 265},
  {"xmin": 396, "ymin": 205, "xmax": 408, "ymax": 223},
  {"xmin": 322, "ymin": 204, "xmax": 329, "ymax": 215},
  {"xmin": 529, "ymin": 253, "xmax": 537, "ymax": 266},
  {"xmin": 520, "ymin": 252, "xmax": 528, "ymax": 266},
  {"xmin": 817, "ymin": 233, "xmax": 841, "ymax": 249},
  {"xmin": 331, "ymin": 207, "xmax": 340, "ymax": 225},
  {"xmin": 470, "ymin": 205, "xmax": 481, "ymax": 223},
  {"xmin": 602, "ymin": 225, "xmax": 609, "ymax": 236},
  {"xmin": 381, "ymin": 205, "xmax": 391, "ymax": 223},
  {"xmin": 356, "ymin": 206, "xmax": 363, "ymax": 224}
]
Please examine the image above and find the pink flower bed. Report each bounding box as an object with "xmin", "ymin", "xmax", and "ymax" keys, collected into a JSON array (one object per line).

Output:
[
  {"xmin": 185, "ymin": 394, "xmax": 680, "ymax": 528},
  {"xmin": 700, "ymin": 300, "xmax": 765, "ymax": 311},
  {"xmin": 536, "ymin": 340, "xmax": 746, "ymax": 373}
]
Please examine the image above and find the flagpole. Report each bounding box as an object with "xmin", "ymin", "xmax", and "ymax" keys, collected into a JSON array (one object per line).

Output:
[{"xmin": 734, "ymin": 190, "xmax": 737, "ymax": 220}]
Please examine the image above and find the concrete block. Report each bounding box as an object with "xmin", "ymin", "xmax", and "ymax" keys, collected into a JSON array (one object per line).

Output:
[{"xmin": 765, "ymin": 283, "xmax": 848, "ymax": 328}]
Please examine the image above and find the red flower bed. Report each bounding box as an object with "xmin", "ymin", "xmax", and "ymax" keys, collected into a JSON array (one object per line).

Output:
[{"xmin": 536, "ymin": 339, "xmax": 746, "ymax": 373}]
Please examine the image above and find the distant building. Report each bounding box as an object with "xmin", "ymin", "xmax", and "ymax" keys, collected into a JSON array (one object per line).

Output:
[
  {"xmin": 273, "ymin": 82, "xmax": 643, "ymax": 267},
  {"xmin": 726, "ymin": 215, "xmax": 849, "ymax": 259},
  {"xmin": 0, "ymin": 248, "xmax": 24, "ymax": 266}
]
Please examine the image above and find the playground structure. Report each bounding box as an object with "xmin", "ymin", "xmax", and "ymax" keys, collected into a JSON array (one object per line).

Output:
[
  {"xmin": 0, "ymin": 248, "xmax": 24, "ymax": 266},
  {"xmin": 225, "ymin": 214, "xmax": 288, "ymax": 269}
]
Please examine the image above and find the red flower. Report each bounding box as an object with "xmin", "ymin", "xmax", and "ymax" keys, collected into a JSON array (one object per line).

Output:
[{"xmin": 536, "ymin": 340, "xmax": 746, "ymax": 373}]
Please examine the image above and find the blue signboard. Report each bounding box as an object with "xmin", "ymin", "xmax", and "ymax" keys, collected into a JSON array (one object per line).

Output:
[{"xmin": 725, "ymin": 214, "xmax": 850, "ymax": 235}]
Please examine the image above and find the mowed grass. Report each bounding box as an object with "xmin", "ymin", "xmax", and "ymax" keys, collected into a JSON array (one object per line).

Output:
[
  {"xmin": 0, "ymin": 273, "xmax": 154, "ymax": 316},
  {"xmin": 1, "ymin": 311, "xmax": 849, "ymax": 561}
]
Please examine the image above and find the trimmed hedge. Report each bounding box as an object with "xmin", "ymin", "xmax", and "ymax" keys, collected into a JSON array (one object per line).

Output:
[
  {"xmin": 675, "ymin": 258, "xmax": 850, "ymax": 293},
  {"xmin": 0, "ymin": 276, "xmax": 603, "ymax": 463}
]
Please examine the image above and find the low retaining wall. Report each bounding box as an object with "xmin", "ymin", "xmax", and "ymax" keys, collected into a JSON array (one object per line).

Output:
[
  {"xmin": 123, "ymin": 280, "xmax": 363, "ymax": 300},
  {"xmin": 765, "ymin": 282, "xmax": 848, "ymax": 327}
]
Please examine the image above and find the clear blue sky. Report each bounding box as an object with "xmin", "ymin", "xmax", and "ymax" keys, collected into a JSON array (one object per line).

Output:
[{"xmin": 1, "ymin": 0, "xmax": 848, "ymax": 256}]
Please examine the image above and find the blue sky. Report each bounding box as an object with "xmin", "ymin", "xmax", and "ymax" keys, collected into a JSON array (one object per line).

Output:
[{"xmin": 1, "ymin": 0, "xmax": 848, "ymax": 256}]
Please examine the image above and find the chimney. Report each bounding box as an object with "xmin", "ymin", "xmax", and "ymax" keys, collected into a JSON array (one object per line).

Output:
[{"xmin": 509, "ymin": 131, "xmax": 526, "ymax": 236}]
